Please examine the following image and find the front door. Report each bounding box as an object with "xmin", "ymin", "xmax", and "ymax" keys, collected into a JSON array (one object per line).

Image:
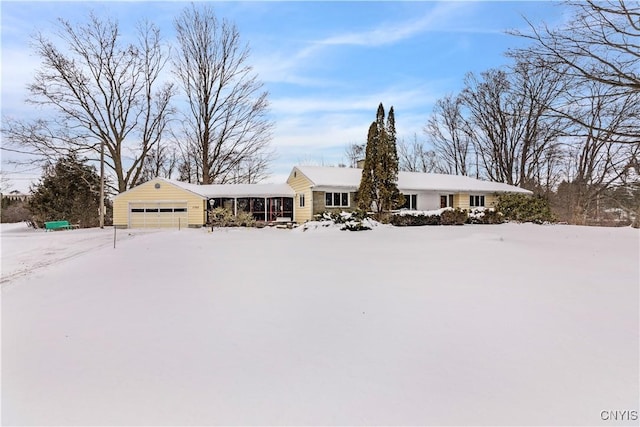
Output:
[{"xmin": 269, "ymin": 198, "xmax": 282, "ymax": 221}]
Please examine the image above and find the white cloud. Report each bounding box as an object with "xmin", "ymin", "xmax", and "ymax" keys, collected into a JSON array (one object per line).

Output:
[
  {"xmin": 270, "ymin": 82, "xmax": 442, "ymax": 116},
  {"xmin": 316, "ymin": 2, "xmax": 468, "ymax": 47},
  {"xmin": 250, "ymin": 2, "xmax": 482, "ymax": 88}
]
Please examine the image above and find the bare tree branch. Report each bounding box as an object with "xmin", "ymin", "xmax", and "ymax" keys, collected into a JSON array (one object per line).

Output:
[
  {"xmin": 1, "ymin": 13, "xmax": 174, "ymax": 193},
  {"xmin": 172, "ymin": 4, "xmax": 274, "ymax": 184},
  {"xmin": 509, "ymin": 1, "xmax": 640, "ymax": 97}
]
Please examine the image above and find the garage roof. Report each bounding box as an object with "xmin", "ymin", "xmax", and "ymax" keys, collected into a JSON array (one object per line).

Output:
[{"xmin": 162, "ymin": 178, "xmax": 295, "ymax": 198}]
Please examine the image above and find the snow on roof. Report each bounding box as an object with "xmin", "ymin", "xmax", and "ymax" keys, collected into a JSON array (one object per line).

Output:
[
  {"xmin": 161, "ymin": 178, "xmax": 295, "ymax": 198},
  {"xmin": 294, "ymin": 165, "xmax": 363, "ymax": 190},
  {"xmin": 294, "ymin": 165, "xmax": 532, "ymax": 194},
  {"xmin": 397, "ymin": 170, "xmax": 533, "ymax": 194}
]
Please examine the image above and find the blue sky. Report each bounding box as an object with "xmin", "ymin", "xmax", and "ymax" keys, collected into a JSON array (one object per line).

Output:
[{"xmin": 1, "ymin": 1, "xmax": 567, "ymax": 192}]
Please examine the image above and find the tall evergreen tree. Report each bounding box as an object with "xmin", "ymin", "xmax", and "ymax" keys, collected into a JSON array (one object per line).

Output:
[
  {"xmin": 387, "ymin": 106, "xmax": 397, "ymax": 155},
  {"xmin": 29, "ymin": 155, "xmax": 110, "ymax": 228},
  {"xmin": 357, "ymin": 103, "xmax": 403, "ymax": 214},
  {"xmin": 358, "ymin": 122, "xmax": 379, "ymax": 211}
]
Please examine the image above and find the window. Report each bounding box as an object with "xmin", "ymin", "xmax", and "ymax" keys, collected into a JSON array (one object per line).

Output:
[
  {"xmin": 209, "ymin": 198, "xmax": 235, "ymax": 211},
  {"xmin": 237, "ymin": 198, "xmax": 250, "ymax": 212},
  {"xmin": 400, "ymin": 194, "xmax": 418, "ymax": 210},
  {"xmin": 132, "ymin": 206, "xmax": 187, "ymax": 213},
  {"xmin": 299, "ymin": 193, "xmax": 305, "ymax": 208},
  {"xmin": 325, "ymin": 192, "xmax": 349, "ymax": 207},
  {"xmin": 440, "ymin": 195, "xmax": 454, "ymax": 208},
  {"xmin": 470, "ymin": 195, "xmax": 485, "ymax": 207}
]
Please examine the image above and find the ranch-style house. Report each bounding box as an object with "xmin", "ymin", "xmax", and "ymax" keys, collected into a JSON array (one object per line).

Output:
[{"xmin": 112, "ymin": 165, "xmax": 532, "ymax": 228}]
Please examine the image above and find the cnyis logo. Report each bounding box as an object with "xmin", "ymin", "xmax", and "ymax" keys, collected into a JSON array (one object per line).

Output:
[{"xmin": 600, "ymin": 410, "xmax": 638, "ymax": 421}]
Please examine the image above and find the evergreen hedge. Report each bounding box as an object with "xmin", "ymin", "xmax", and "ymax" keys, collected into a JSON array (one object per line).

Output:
[
  {"xmin": 496, "ymin": 193, "xmax": 555, "ymax": 224},
  {"xmin": 390, "ymin": 208, "xmax": 468, "ymax": 226},
  {"xmin": 389, "ymin": 213, "xmax": 440, "ymax": 226}
]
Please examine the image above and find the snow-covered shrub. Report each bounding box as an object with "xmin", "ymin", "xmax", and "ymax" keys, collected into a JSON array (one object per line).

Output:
[
  {"xmin": 467, "ymin": 207, "xmax": 504, "ymax": 224},
  {"xmin": 208, "ymin": 208, "xmax": 256, "ymax": 227},
  {"xmin": 303, "ymin": 210, "xmax": 378, "ymax": 231},
  {"xmin": 440, "ymin": 208, "xmax": 468, "ymax": 225},
  {"xmin": 389, "ymin": 212, "xmax": 441, "ymax": 226},
  {"xmin": 342, "ymin": 221, "xmax": 373, "ymax": 231},
  {"xmin": 390, "ymin": 207, "xmax": 467, "ymax": 226}
]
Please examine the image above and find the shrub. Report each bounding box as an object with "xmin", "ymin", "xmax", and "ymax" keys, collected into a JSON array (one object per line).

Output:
[
  {"xmin": 441, "ymin": 208, "xmax": 468, "ymax": 225},
  {"xmin": 496, "ymin": 193, "xmax": 555, "ymax": 224},
  {"xmin": 208, "ymin": 208, "xmax": 256, "ymax": 227},
  {"xmin": 1, "ymin": 203, "xmax": 32, "ymax": 223},
  {"xmin": 467, "ymin": 208, "xmax": 504, "ymax": 225},
  {"xmin": 390, "ymin": 207, "xmax": 467, "ymax": 226},
  {"xmin": 389, "ymin": 213, "xmax": 441, "ymax": 226},
  {"xmin": 314, "ymin": 209, "xmax": 369, "ymax": 224},
  {"xmin": 235, "ymin": 210, "xmax": 256, "ymax": 227},
  {"xmin": 310, "ymin": 210, "xmax": 374, "ymax": 231},
  {"xmin": 342, "ymin": 221, "xmax": 372, "ymax": 231}
]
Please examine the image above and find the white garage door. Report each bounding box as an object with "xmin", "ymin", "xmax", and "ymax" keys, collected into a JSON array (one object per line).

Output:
[{"xmin": 129, "ymin": 202, "xmax": 188, "ymax": 228}]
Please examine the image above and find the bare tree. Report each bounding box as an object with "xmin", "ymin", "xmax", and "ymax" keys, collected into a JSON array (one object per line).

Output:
[
  {"xmin": 424, "ymin": 94, "xmax": 473, "ymax": 176},
  {"xmin": 510, "ymin": 0, "xmax": 640, "ymax": 140},
  {"xmin": 507, "ymin": 0, "xmax": 640, "ymax": 225},
  {"xmin": 176, "ymin": 142, "xmax": 201, "ymax": 184},
  {"xmin": 136, "ymin": 144, "xmax": 178, "ymax": 185},
  {"xmin": 2, "ymin": 14, "xmax": 175, "ymax": 193},
  {"xmin": 509, "ymin": 60, "xmax": 570, "ymax": 189},
  {"xmin": 460, "ymin": 60, "xmax": 567, "ymax": 187},
  {"xmin": 173, "ymin": 4, "xmax": 274, "ymax": 185},
  {"xmin": 556, "ymin": 81, "xmax": 639, "ymax": 224},
  {"xmin": 461, "ymin": 70, "xmax": 518, "ymax": 183},
  {"xmin": 398, "ymin": 134, "xmax": 438, "ymax": 173},
  {"xmin": 344, "ymin": 143, "xmax": 365, "ymax": 168},
  {"xmin": 0, "ymin": 171, "xmax": 13, "ymax": 194}
]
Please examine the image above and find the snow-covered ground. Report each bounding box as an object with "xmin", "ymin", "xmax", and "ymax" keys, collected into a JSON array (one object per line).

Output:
[{"xmin": 1, "ymin": 222, "xmax": 638, "ymax": 426}]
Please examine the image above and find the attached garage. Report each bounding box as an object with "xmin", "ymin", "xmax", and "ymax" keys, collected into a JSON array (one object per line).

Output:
[
  {"xmin": 113, "ymin": 178, "xmax": 206, "ymax": 229},
  {"xmin": 113, "ymin": 177, "xmax": 298, "ymax": 229},
  {"xmin": 128, "ymin": 202, "xmax": 189, "ymax": 228}
]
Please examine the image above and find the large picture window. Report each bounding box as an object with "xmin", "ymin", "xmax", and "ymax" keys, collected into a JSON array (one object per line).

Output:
[
  {"xmin": 325, "ymin": 192, "xmax": 349, "ymax": 207},
  {"xmin": 470, "ymin": 195, "xmax": 485, "ymax": 207}
]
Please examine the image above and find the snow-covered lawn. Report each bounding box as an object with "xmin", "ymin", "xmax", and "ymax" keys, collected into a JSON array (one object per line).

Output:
[{"xmin": 1, "ymin": 222, "xmax": 638, "ymax": 426}]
